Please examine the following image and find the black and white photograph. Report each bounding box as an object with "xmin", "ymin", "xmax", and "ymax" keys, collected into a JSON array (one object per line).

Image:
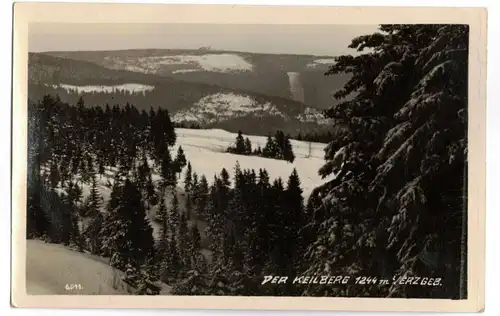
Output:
[{"xmin": 11, "ymin": 3, "xmax": 486, "ymax": 312}]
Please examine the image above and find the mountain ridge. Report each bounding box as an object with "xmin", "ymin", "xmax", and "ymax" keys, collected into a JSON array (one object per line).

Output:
[
  {"xmin": 38, "ymin": 49, "xmax": 351, "ymax": 110},
  {"xmin": 28, "ymin": 52, "xmax": 338, "ymax": 136}
]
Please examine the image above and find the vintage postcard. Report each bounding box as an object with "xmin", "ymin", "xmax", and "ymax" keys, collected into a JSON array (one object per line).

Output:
[{"xmin": 11, "ymin": 2, "xmax": 486, "ymax": 313}]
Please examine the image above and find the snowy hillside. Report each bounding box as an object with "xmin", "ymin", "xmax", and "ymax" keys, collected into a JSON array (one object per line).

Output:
[
  {"xmin": 54, "ymin": 128, "xmax": 326, "ymax": 242},
  {"xmin": 172, "ymin": 92, "xmax": 328, "ymax": 125},
  {"xmin": 170, "ymin": 129, "xmax": 320, "ymax": 189},
  {"xmin": 172, "ymin": 93, "xmax": 286, "ymax": 124},
  {"xmin": 174, "ymin": 128, "xmax": 327, "ymax": 195},
  {"xmin": 296, "ymin": 107, "xmax": 330, "ymax": 124},
  {"xmin": 105, "ymin": 53, "xmax": 253, "ymax": 74},
  {"xmin": 173, "ymin": 128, "xmax": 326, "ymax": 180},
  {"xmin": 26, "ymin": 240, "xmax": 171, "ymax": 295},
  {"xmin": 42, "ymin": 79, "xmax": 331, "ymax": 127},
  {"xmin": 33, "ymin": 50, "xmax": 352, "ymax": 111}
]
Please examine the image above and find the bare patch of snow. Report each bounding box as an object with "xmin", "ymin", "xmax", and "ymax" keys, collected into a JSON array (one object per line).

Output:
[
  {"xmin": 156, "ymin": 54, "xmax": 253, "ymax": 73},
  {"xmin": 307, "ymin": 58, "xmax": 337, "ymax": 68},
  {"xmin": 172, "ymin": 69, "xmax": 199, "ymax": 74}
]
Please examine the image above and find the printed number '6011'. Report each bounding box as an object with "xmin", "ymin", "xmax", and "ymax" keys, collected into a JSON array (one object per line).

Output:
[{"xmin": 65, "ymin": 284, "xmax": 83, "ymax": 291}]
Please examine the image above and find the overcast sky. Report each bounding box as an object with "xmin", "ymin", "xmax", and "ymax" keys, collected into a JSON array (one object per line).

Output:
[{"xmin": 29, "ymin": 23, "xmax": 379, "ymax": 56}]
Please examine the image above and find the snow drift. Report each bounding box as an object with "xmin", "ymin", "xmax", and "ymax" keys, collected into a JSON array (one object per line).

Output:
[{"xmin": 26, "ymin": 240, "xmax": 171, "ymax": 295}]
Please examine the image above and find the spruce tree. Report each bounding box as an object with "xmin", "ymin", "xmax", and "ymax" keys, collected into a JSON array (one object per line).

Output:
[
  {"xmin": 235, "ymin": 130, "xmax": 245, "ymax": 154},
  {"xmin": 220, "ymin": 168, "xmax": 230, "ymax": 187},
  {"xmin": 145, "ymin": 174, "xmax": 157, "ymax": 207},
  {"xmin": 86, "ymin": 154, "xmax": 95, "ymax": 180},
  {"xmin": 282, "ymin": 169, "xmax": 304, "ymax": 282},
  {"xmin": 169, "ymin": 192, "xmax": 180, "ymax": 237},
  {"xmin": 136, "ymin": 257, "xmax": 161, "ymax": 295},
  {"xmin": 262, "ymin": 135, "xmax": 276, "ymax": 158},
  {"xmin": 85, "ymin": 172, "xmax": 102, "ymax": 217},
  {"xmin": 160, "ymin": 149, "xmax": 175, "ymax": 190},
  {"xmin": 157, "ymin": 196, "xmax": 169, "ymax": 241},
  {"xmin": 194, "ymin": 175, "xmax": 209, "ymax": 218},
  {"xmin": 244, "ymin": 137, "xmax": 252, "ymax": 155},
  {"xmin": 274, "ymin": 130, "xmax": 285, "ymax": 158},
  {"xmin": 137, "ymin": 156, "xmax": 151, "ymax": 191},
  {"xmin": 268, "ymin": 178, "xmax": 286, "ymax": 273},
  {"xmin": 98, "ymin": 158, "xmax": 105, "ymax": 178},
  {"xmin": 71, "ymin": 156, "xmax": 80, "ymax": 175},
  {"xmin": 192, "ymin": 172, "xmax": 199, "ymax": 194},
  {"xmin": 49, "ymin": 162, "xmax": 60, "ymax": 189},
  {"xmin": 246, "ymin": 168, "xmax": 272, "ymax": 273},
  {"xmin": 303, "ymin": 24, "xmax": 469, "ymax": 299},
  {"xmin": 63, "ymin": 181, "xmax": 83, "ymax": 251},
  {"xmin": 174, "ymin": 146, "xmax": 187, "ymax": 175},
  {"xmin": 163, "ymin": 238, "xmax": 181, "ymax": 282},
  {"xmin": 177, "ymin": 213, "xmax": 190, "ymax": 273},
  {"xmin": 283, "ymin": 135, "xmax": 295, "ymax": 163},
  {"xmin": 205, "ymin": 172, "xmax": 230, "ymax": 264},
  {"xmin": 27, "ymin": 154, "xmax": 50, "ymax": 239},
  {"xmin": 190, "ymin": 223, "xmax": 201, "ymax": 254},
  {"xmin": 106, "ymin": 180, "xmax": 122, "ymax": 213},
  {"xmin": 108, "ymin": 179, "xmax": 155, "ymax": 271},
  {"xmin": 185, "ymin": 194, "xmax": 192, "ymax": 220},
  {"xmin": 83, "ymin": 212, "xmax": 103, "ymax": 255},
  {"xmin": 184, "ymin": 162, "xmax": 193, "ymax": 193},
  {"xmin": 253, "ymin": 145, "xmax": 262, "ymax": 156}
]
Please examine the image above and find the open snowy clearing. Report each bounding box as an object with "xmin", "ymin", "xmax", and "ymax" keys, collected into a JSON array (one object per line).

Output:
[
  {"xmin": 174, "ymin": 128, "xmax": 327, "ymax": 195},
  {"xmin": 51, "ymin": 128, "xmax": 327, "ymax": 244},
  {"xmin": 26, "ymin": 239, "xmax": 172, "ymax": 295}
]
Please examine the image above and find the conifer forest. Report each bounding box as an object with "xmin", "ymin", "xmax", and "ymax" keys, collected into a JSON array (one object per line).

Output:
[{"xmin": 26, "ymin": 24, "xmax": 469, "ymax": 299}]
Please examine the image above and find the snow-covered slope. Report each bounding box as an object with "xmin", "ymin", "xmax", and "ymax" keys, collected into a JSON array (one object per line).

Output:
[
  {"xmin": 172, "ymin": 93, "xmax": 286, "ymax": 124},
  {"xmin": 106, "ymin": 53, "xmax": 253, "ymax": 74},
  {"xmin": 171, "ymin": 92, "xmax": 328, "ymax": 125},
  {"xmin": 296, "ymin": 107, "xmax": 331, "ymax": 124},
  {"xmin": 174, "ymin": 128, "xmax": 327, "ymax": 195},
  {"xmin": 26, "ymin": 240, "xmax": 171, "ymax": 295},
  {"xmin": 44, "ymin": 82, "xmax": 330, "ymax": 127},
  {"xmin": 58, "ymin": 128, "xmax": 326, "ymax": 241}
]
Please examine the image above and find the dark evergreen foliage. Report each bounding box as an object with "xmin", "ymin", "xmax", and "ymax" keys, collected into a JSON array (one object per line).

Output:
[
  {"xmin": 27, "ymin": 24, "xmax": 467, "ymax": 298},
  {"xmin": 226, "ymin": 130, "xmax": 295, "ymax": 162},
  {"xmin": 303, "ymin": 24, "xmax": 469, "ymax": 299}
]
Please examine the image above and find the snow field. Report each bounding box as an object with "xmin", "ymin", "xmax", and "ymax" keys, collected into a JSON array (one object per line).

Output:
[
  {"xmin": 45, "ymin": 128, "xmax": 327, "ymax": 260},
  {"xmin": 109, "ymin": 53, "xmax": 253, "ymax": 74},
  {"xmin": 35, "ymin": 127, "xmax": 331, "ymax": 282},
  {"xmin": 26, "ymin": 239, "xmax": 172, "ymax": 295},
  {"xmin": 171, "ymin": 92, "xmax": 328, "ymax": 125},
  {"xmin": 307, "ymin": 58, "xmax": 337, "ymax": 68},
  {"xmin": 172, "ymin": 93, "xmax": 286, "ymax": 124}
]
